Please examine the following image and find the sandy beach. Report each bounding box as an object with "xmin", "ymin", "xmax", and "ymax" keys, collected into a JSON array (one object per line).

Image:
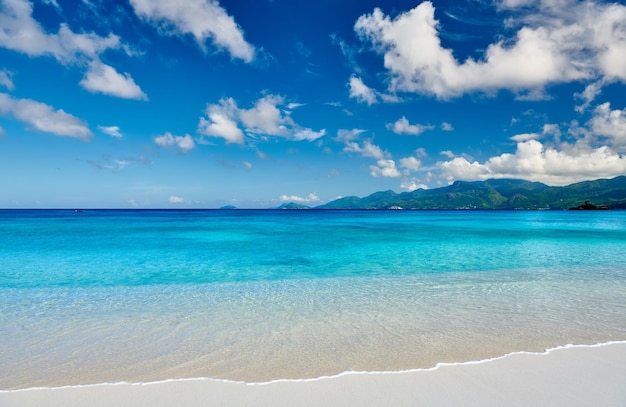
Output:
[{"xmin": 2, "ymin": 342, "xmax": 625, "ymax": 407}]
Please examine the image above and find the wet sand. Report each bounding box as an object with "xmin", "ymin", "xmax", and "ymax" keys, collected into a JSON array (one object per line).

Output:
[{"xmin": 2, "ymin": 342, "xmax": 625, "ymax": 407}]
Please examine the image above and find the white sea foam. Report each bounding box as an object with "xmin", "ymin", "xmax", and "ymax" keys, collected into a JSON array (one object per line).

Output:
[{"xmin": 3, "ymin": 340, "xmax": 624, "ymax": 393}]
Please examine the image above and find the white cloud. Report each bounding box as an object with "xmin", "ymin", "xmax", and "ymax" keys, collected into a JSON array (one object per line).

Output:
[
  {"xmin": 129, "ymin": 0, "xmax": 255, "ymax": 62},
  {"xmin": 339, "ymin": 133, "xmax": 403, "ymax": 179},
  {"xmin": 80, "ymin": 62, "xmax": 147, "ymax": 100},
  {"xmin": 400, "ymin": 179, "xmax": 428, "ymax": 192},
  {"xmin": 354, "ymin": 1, "xmax": 626, "ymax": 99},
  {"xmin": 169, "ymin": 195, "xmax": 184, "ymax": 203},
  {"xmin": 279, "ymin": 193, "xmax": 320, "ymax": 203},
  {"xmin": 437, "ymin": 139, "xmax": 626, "ymax": 186},
  {"xmin": 379, "ymin": 93, "xmax": 402, "ymax": 103},
  {"xmin": 343, "ymin": 139, "xmax": 386, "ymax": 160},
  {"xmin": 388, "ymin": 116, "xmax": 433, "ymax": 135},
  {"xmin": 399, "ymin": 156, "xmax": 422, "ymax": 172},
  {"xmin": 98, "ymin": 125, "xmax": 122, "ymax": 138},
  {"xmin": 198, "ymin": 95, "xmax": 325, "ymax": 144},
  {"xmin": 0, "ymin": 69, "xmax": 14, "ymax": 90},
  {"xmin": 592, "ymin": 3, "xmax": 626, "ymax": 82},
  {"xmin": 41, "ymin": 0, "xmax": 60, "ymax": 8},
  {"xmin": 197, "ymin": 98, "xmax": 244, "ymax": 144},
  {"xmin": 0, "ymin": 0, "xmax": 121, "ymax": 63},
  {"xmin": 511, "ymin": 123, "xmax": 561, "ymax": 142},
  {"xmin": 440, "ymin": 150, "xmax": 456, "ymax": 158},
  {"xmin": 441, "ymin": 122, "xmax": 454, "ymax": 131},
  {"xmin": 239, "ymin": 95, "xmax": 291, "ymax": 136},
  {"xmin": 0, "ymin": 93, "xmax": 91, "ymax": 140},
  {"xmin": 0, "ymin": 0, "xmax": 145, "ymax": 99},
  {"xmin": 542, "ymin": 123, "xmax": 561, "ymax": 139},
  {"xmin": 575, "ymin": 80, "xmax": 604, "ymax": 113},
  {"xmin": 286, "ymin": 103, "xmax": 304, "ymax": 109},
  {"xmin": 292, "ymin": 128, "xmax": 326, "ymax": 141},
  {"xmin": 242, "ymin": 160, "xmax": 252, "ymax": 169},
  {"xmin": 348, "ymin": 75, "xmax": 377, "ymax": 105},
  {"xmin": 498, "ymin": 0, "xmax": 536, "ymax": 8},
  {"xmin": 588, "ymin": 102, "xmax": 626, "ymax": 150},
  {"xmin": 510, "ymin": 133, "xmax": 540, "ymax": 142},
  {"xmin": 370, "ymin": 159, "xmax": 401, "ymax": 178},
  {"xmin": 335, "ymin": 128, "xmax": 366, "ymax": 143},
  {"xmin": 154, "ymin": 132, "xmax": 196, "ymax": 153}
]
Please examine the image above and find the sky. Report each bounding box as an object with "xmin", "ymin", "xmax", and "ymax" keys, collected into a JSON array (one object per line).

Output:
[{"xmin": 1, "ymin": 0, "xmax": 626, "ymax": 208}]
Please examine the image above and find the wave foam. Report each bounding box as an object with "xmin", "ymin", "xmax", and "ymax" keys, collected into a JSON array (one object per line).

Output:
[{"xmin": 3, "ymin": 340, "xmax": 625, "ymax": 393}]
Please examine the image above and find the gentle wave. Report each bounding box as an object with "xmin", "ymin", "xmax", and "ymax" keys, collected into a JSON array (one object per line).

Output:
[{"xmin": 3, "ymin": 340, "xmax": 624, "ymax": 392}]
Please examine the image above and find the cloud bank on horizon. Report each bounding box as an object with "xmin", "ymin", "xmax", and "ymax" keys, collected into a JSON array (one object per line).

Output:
[{"xmin": 0, "ymin": 0, "xmax": 625, "ymax": 207}]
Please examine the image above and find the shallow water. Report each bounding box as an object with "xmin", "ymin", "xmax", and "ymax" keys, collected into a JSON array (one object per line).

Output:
[{"xmin": 1, "ymin": 210, "xmax": 625, "ymax": 389}]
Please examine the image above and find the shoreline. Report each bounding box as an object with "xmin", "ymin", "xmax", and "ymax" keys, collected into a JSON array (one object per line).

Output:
[{"xmin": 2, "ymin": 341, "xmax": 625, "ymax": 406}]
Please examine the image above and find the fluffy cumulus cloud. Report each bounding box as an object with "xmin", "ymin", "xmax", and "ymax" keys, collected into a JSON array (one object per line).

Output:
[
  {"xmin": 197, "ymin": 98, "xmax": 244, "ymax": 144},
  {"xmin": 400, "ymin": 179, "xmax": 428, "ymax": 192},
  {"xmin": 154, "ymin": 132, "xmax": 196, "ymax": 153},
  {"xmin": 335, "ymin": 128, "xmax": 366, "ymax": 143},
  {"xmin": 354, "ymin": 0, "xmax": 626, "ymax": 99},
  {"xmin": 399, "ymin": 156, "xmax": 422, "ymax": 173},
  {"xmin": 370, "ymin": 159, "xmax": 401, "ymax": 178},
  {"xmin": 279, "ymin": 193, "xmax": 320, "ymax": 203},
  {"xmin": 198, "ymin": 95, "xmax": 325, "ymax": 144},
  {"xmin": 0, "ymin": 0, "xmax": 119, "ymax": 62},
  {"xmin": 436, "ymin": 104, "xmax": 626, "ymax": 185},
  {"xmin": 348, "ymin": 75, "xmax": 377, "ymax": 105},
  {"xmin": 0, "ymin": 0, "xmax": 146, "ymax": 98},
  {"xmin": 168, "ymin": 195, "xmax": 184, "ymax": 203},
  {"xmin": 129, "ymin": 0, "xmax": 255, "ymax": 62},
  {"xmin": 239, "ymin": 95, "xmax": 291, "ymax": 136},
  {"xmin": 437, "ymin": 139, "xmax": 626, "ymax": 186},
  {"xmin": 388, "ymin": 116, "xmax": 433, "ymax": 135},
  {"xmin": 342, "ymin": 139, "xmax": 386, "ymax": 160},
  {"xmin": 348, "ymin": 75, "xmax": 401, "ymax": 105},
  {"xmin": 0, "ymin": 93, "xmax": 91, "ymax": 140},
  {"xmin": 80, "ymin": 62, "xmax": 147, "ymax": 100},
  {"xmin": 588, "ymin": 103, "xmax": 626, "ymax": 150},
  {"xmin": 338, "ymin": 132, "xmax": 404, "ymax": 178},
  {"xmin": 510, "ymin": 133, "xmax": 540, "ymax": 142}
]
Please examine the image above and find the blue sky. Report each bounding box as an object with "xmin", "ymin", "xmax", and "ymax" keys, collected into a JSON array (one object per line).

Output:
[{"xmin": 1, "ymin": 0, "xmax": 626, "ymax": 208}]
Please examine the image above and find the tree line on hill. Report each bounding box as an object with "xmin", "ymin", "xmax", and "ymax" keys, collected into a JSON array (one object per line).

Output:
[{"xmin": 278, "ymin": 176, "xmax": 626, "ymax": 210}]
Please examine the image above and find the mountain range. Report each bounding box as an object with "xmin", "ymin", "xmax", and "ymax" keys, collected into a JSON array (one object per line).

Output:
[{"xmin": 296, "ymin": 176, "xmax": 626, "ymax": 210}]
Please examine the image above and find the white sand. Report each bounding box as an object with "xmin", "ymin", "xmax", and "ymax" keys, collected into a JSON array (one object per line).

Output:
[{"xmin": 2, "ymin": 342, "xmax": 625, "ymax": 407}]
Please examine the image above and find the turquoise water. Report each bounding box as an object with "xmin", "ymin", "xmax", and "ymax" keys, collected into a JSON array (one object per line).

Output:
[{"xmin": 1, "ymin": 210, "xmax": 626, "ymax": 388}]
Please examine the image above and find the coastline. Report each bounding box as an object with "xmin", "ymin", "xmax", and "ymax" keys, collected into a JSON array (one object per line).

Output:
[{"xmin": 2, "ymin": 341, "xmax": 625, "ymax": 407}]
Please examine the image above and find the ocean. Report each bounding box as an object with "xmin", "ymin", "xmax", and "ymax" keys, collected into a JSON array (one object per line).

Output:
[{"xmin": 1, "ymin": 209, "xmax": 625, "ymax": 389}]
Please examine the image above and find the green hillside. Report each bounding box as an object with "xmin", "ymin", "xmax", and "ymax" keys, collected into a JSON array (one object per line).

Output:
[
  {"xmin": 277, "ymin": 202, "xmax": 311, "ymax": 209},
  {"xmin": 316, "ymin": 176, "xmax": 626, "ymax": 210}
]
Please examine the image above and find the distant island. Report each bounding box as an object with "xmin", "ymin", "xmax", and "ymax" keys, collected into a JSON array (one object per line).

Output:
[{"xmin": 280, "ymin": 176, "xmax": 626, "ymax": 210}]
